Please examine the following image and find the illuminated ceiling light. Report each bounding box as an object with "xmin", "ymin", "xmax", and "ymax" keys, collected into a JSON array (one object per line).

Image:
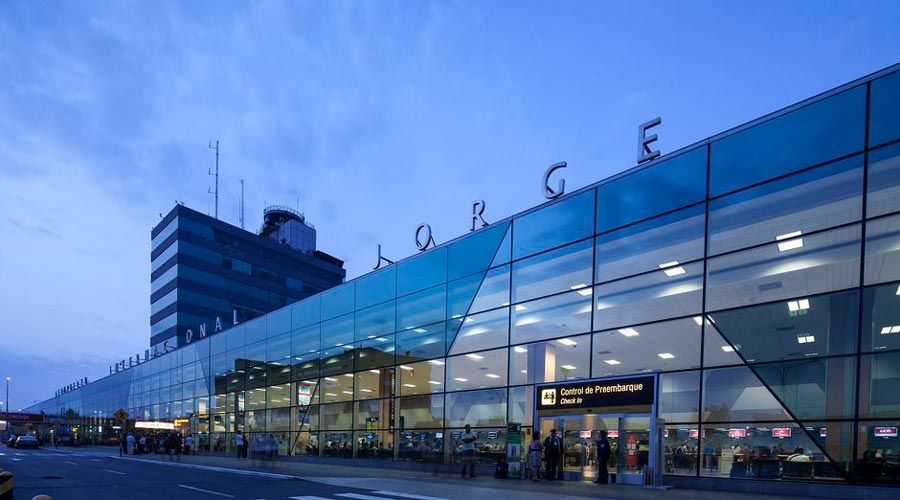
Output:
[
  {"xmin": 359, "ymin": 389, "xmax": 373, "ymax": 393},
  {"xmin": 454, "ymin": 377, "xmax": 468, "ymax": 382},
  {"xmin": 465, "ymin": 353, "xmax": 485, "ymax": 361},
  {"xmin": 463, "ymin": 327, "xmax": 489, "ymax": 337},
  {"xmin": 658, "ymin": 353, "xmax": 675, "ymax": 359},
  {"xmin": 413, "ymin": 328, "xmax": 427, "ymax": 333},
  {"xmin": 659, "ymin": 261, "xmax": 686, "ymax": 277},
  {"xmin": 513, "ymin": 346, "xmax": 528, "ymax": 354},
  {"xmin": 485, "ymin": 373, "xmax": 501, "ymax": 379},
  {"xmin": 400, "ymin": 365, "xmax": 414, "ymax": 371},
  {"xmin": 570, "ymin": 283, "xmax": 593, "ymax": 296},
  {"xmin": 604, "ymin": 359, "xmax": 621, "ymax": 365},
  {"xmin": 341, "ymin": 390, "xmax": 353, "ymax": 395},
  {"xmin": 776, "ymin": 231, "xmax": 804, "ymax": 252},
  {"xmin": 721, "ymin": 345, "xmax": 735, "ymax": 352},
  {"xmin": 520, "ymin": 370, "xmax": 527, "ymax": 374},
  {"xmin": 515, "ymin": 304, "xmax": 528, "ymax": 311},
  {"xmin": 896, "ymin": 285, "xmax": 900, "ymax": 296},
  {"xmin": 402, "ymin": 383, "xmax": 417, "ymax": 388},
  {"xmin": 502, "ymin": 302, "xmax": 510, "ymax": 307},
  {"xmin": 451, "ymin": 314, "xmax": 463, "ymax": 319},
  {"xmin": 428, "ymin": 380, "xmax": 441, "ymax": 385},
  {"xmin": 428, "ymin": 359, "xmax": 445, "ymax": 366},
  {"xmin": 369, "ymin": 369, "xmax": 380, "ymax": 374},
  {"xmin": 881, "ymin": 325, "xmax": 900, "ymax": 334},
  {"xmin": 787, "ymin": 299, "xmax": 810, "ymax": 312},
  {"xmin": 344, "ymin": 373, "xmax": 354, "ymax": 378},
  {"xmin": 515, "ymin": 317, "xmax": 541, "ymax": 327},
  {"xmin": 335, "ymin": 342, "xmax": 344, "ymax": 347},
  {"xmin": 693, "ymin": 316, "xmax": 705, "ymax": 326},
  {"xmin": 376, "ymin": 337, "xmax": 389, "ymax": 343},
  {"xmin": 618, "ymin": 328, "xmax": 639, "ymax": 338},
  {"xmin": 325, "ymin": 393, "xmax": 337, "ymax": 397},
  {"xmin": 557, "ymin": 338, "xmax": 578, "ymax": 346},
  {"xmin": 301, "ymin": 380, "xmax": 315, "ymax": 385},
  {"xmin": 560, "ymin": 364, "xmax": 577, "ymax": 370},
  {"xmin": 323, "ymin": 377, "xmax": 338, "ymax": 382},
  {"xmin": 796, "ymin": 334, "xmax": 816, "ymax": 344}
]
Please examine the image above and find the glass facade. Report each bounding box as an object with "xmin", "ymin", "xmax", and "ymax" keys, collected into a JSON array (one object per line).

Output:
[{"xmin": 27, "ymin": 65, "xmax": 900, "ymax": 488}]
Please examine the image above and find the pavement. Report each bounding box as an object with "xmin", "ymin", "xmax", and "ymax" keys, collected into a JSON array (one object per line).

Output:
[{"xmin": 0, "ymin": 445, "xmax": 805, "ymax": 500}]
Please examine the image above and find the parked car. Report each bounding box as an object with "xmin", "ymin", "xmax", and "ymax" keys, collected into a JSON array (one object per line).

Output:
[
  {"xmin": 13, "ymin": 435, "xmax": 40, "ymax": 449},
  {"xmin": 5, "ymin": 435, "xmax": 18, "ymax": 447}
]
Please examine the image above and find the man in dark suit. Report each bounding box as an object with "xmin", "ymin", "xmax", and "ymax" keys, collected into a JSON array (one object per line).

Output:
[
  {"xmin": 594, "ymin": 430, "xmax": 612, "ymax": 484},
  {"xmin": 543, "ymin": 429, "xmax": 563, "ymax": 480}
]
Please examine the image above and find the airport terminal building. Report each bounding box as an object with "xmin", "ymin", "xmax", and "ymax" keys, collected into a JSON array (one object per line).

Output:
[{"xmin": 25, "ymin": 64, "xmax": 900, "ymax": 491}]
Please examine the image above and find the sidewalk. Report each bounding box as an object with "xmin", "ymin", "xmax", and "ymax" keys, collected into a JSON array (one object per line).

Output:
[{"xmin": 64, "ymin": 446, "xmax": 808, "ymax": 500}]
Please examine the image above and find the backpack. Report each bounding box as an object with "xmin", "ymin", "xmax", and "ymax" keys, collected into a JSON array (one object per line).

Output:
[{"xmin": 494, "ymin": 457, "xmax": 509, "ymax": 479}]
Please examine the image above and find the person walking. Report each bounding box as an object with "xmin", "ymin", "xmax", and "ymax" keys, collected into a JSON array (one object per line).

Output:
[
  {"xmin": 460, "ymin": 424, "xmax": 478, "ymax": 478},
  {"xmin": 125, "ymin": 432, "xmax": 136, "ymax": 455},
  {"xmin": 594, "ymin": 430, "xmax": 612, "ymax": 484},
  {"xmin": 542, "ymin": 429, "xmax": 563, "ymax": 480},
  {"xmin": 184, "ymin": 434, "xmax": 194, "ymax": 455},
  {"xmin": 527, "ymin": 431, "xmax": 544, "ymax": 482},
  {"xmin": 234, "ymin": 431, "xmax": 245, "ymax": 460}
]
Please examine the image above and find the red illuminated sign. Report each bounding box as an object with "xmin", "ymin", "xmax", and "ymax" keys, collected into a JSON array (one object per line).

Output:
[
  {"xmin": 874, "ymin": 427, "xmax": 898, "ymax": 438},
  {"xmin": 689, "ymin": 429, "xmax": 699, "ymax": 438},
  {"xmin": 728, "ymin": 428, "xmax": 747, "ymax": 438},
  {"xmin": 772, "ymin": 427, "xmax": 792, "ymax": 438}
]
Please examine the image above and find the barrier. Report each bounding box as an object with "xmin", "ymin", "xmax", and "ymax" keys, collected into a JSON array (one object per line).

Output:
[{"xmin": 0, "ymin": 470, "xmax": 13, "ymax": 500}]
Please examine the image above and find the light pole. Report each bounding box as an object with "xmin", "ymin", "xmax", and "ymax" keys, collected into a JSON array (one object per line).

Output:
[{"xmin": 4, "ymin": 377, "xmax": 9, "ymax": 420}]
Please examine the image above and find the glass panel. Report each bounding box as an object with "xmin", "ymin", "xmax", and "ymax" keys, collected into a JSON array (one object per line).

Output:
[
  {"xmin": 291, "ymin": 351, "xmax": 320, "ymax": 382},
  {"xmin": 397, "ymin": 285, "xmax": 446, "ymax": 331},
  {"xmin": 867, "ymin": 143, "xmax": 900, "ymax": 218},
  {"xmin": 320, "ymin": 345, "xmax": 354, "ymax": 376},
  {"xmin": 321, "ymin": 283, "xmax": 355, "ymax": 320},
  {"xmin": 448, "ymin": 307, "xmax": 509, "ymax": 355},
  {"xmin": 507, "ymin": 385, "xmax": 534, "ymax": 427},
  {"xmin": 865, "ymin": 214, "xmax": 900, "ymax": 285},
  {"xmin": 448, "ymin": 222, "xmax": 510, "ymax": 281},
  {"xmin": 597, "ymin": 146, "xmax": 707, "ymax": 232},
  {"xmin": 708, "ymin": 156, "xmax": 863, "ymax": 256},
  {"xmin": 445, "ymin": 389, "xmax": 507, "ymax": 428},
  {"xmin": 354, "ymin": 430, "xmax": 394, "ymax": 460},
  {"xmin": 511, "ymin": 290, "xmax": 592, "ymax": 345},
  {"xmin": 869, "ymin": 69, "xmax": 900, "ymax": 147},
  {"xmin": 354, "ymin": 336, "xmax": 395, "ymax": 371},
  {"xmin": 395, "ymin": 322, "xmax": 446, "ymax": 363},
  {"xmin": 247, "ymin": 387, "xmax": 266, "ymax": 410},
  {"xmin": 706, "ymin": 289, "xmax": 859, "ymax": 363},
  {"xmin": 291, "ymin": 296, "xmax": 321, "ymax": 329},
  {"xmin": 267, "ymin": 308, "xmax": 291, "ymax": 337},
  {"xmin": 397, "ymin": 247, "xmax": 447, "ymax": 296},
  {"xmin": 710, "ymin": 85, "xmax": 866, "ymax": 196},
  {"xmin": 266, "ymin": 333, "xmax": 291, "ymax": 362},
  {"xmin": 398, "ymin": 394, "xmax": 445, "ymax": 429},
  {"xmin": 354, "ymin": 266, "xmax": 396, "ymax": 309},
  {"xmin": 592, "ymin": 318, "xmax": 701, "ymax": 377},
  {"xmin": 513, "ymin": 239, "xmax": 593, "ymax": 303},
  {"xmin": 446, "ymin": 348, "xmax": 508, "ymax": 391},
  {"xmin": 354, "ymin": 368, "xmax": 393, "ymax": 400},
  {"xmin": 226, "ymin": 325, "xmax": 245, "ymax": 351},
  {"xmin": 597, "ymin": 204, "xmax": 705, "ymax": 282},
  {"xmin": 320, "ymin": 403, "xmax": 353, "ymax": 430},
  {"xmin": 753, "ymin": 356, "xmax": 857, "ymax": 420},
  {"xmin": 321, "ymin": 314, "xmax": 354, "ymax": 348},
  {"xmin": 469, "ymin": 266, "xmax": 510, "ymax": 314},
  {"xmin": 702, "ymin": 366, "xmax": 791, "ymax": 422},
  {"xmin": 660, "ymin": 371, "xmax": 700, "ymax": 423},
  {"xmin": 705, "ymin": 225, "xmax": 862, "ymax": 312},
  {"xmin": 244, "ymin": 317, "xmax": 267, "ymax": 345},
  {"xmin": 665, "ymin": 425, "xmax": 699, "ymax": 476},
  {"xmin": 321, "ymin": 431, "xmax": 353, "ymax": 457},
  {"xmin": 355, "ymin": 301, "xmax": 396, "ymax": 342},
  {"xmin": 862, "ymin": 282, "xmax": 900, "ymax": 353},
  {"xmin": 354, "ymin": 399, "xmax": 390, "ymax": 430},
  {"xmin": 856, "ymin": 420, "xmax": 900, "ymax": 484},
  {"xmin": 397, "ymin": 430, "xmax": 444, "ymax": 462},
  {"xmin": 291, "ymin": 325, "xmax": 320, "ymax": 357},
  {"xmin": 266, "ymin": 383, "xmax": 291, "ymax": 408},
  {"xmin": 398, "ymin": 360, "xmax": 445, "ymax": 396},
  {"xmin": 320, "ymin": 374, "xmax": 355, "ymax": 403},
  {"xmin": 513, "ymin": 190, "xmax": 594, "ymax": 260},
  {"xmin": 509, "ymin": 334, "xmax": 590, "ymax": 385},
  {"xmin": 594, "ymin": 262, "xmax": 703, "ymax": 331},
  {"xmin": 859, "ymin": 352, "xmax": 900, "ymax": 419}
]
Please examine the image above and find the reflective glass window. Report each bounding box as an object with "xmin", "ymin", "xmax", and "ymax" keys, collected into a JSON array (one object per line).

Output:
[
  {"xmin": 870, "ymin": 70, "xmax": 900, "ymax": 147},
  {"xmin": 592, "ymin": 318, "xmax": 701, "ymax": 377},
  {"xmin": 445, "ymin": 389, "xmax": 507, "ymax": 428},
  {"xmin": 247, "ymin": 387, "xmax": 266, "ymax": 410},
  {"xmin": 397, "ymin": 395, "xmax": 445, "ymax": 429},
  {"xmin": 355, "ymin": 301, "xmax": 396, "ymax": 341},
  {"xmin": 446, "ymin": 266, "xmax": 509, "ymax": 320},
  {"xmin": 354, "ymin": 399, "xmax": 390, "ymax": 430},
  {"xmin": 266, "ymin": 383, "xmax": 291, "ymax": 408},
  {"xmin": 266, "ymin": 333, "xmax": 291, "ymax": 362},
  {"xmin": 398, "ymin": 360, "xmax": 445, "ymax": 396},
  {"xmin": 511, "ymin": 290, "xmax": 591, "ymax": 345},
  {"xmin": 292, "ymin": 296, "xmax": 321, "ymax": 329},
  {"xmin": 244, "ymin": 317, "xmax": 267, "ymax": 345},
  {"xmin": 291, "ymin": 351, "xmax": 320, "ymax": 382},
  {"xmin": 702, "ymin": 366, "xmax": 791, "ymax": 422},
  {"xmin": 867, "ymin": 143, "xmax": 900, "ymax": 218},
  {"xmin": 859, "ymin": 352, "xmax": 900, "ymax": 419},
  {"xmin": 397, "ymin": 285, "xmax": 446, "ymax": 331},
  {"xmin": 512, "ymin": 239, "xmax": 593, "ymax": 303},
  {"xmin": 513, "ymin": 190, "xmax": 594, "ymax": 260},
  {"xmin": 448, "ymin": 307, "xmax": 509, "ymax": 355},
  {"xmin": 355, "ymin": 368, "xmax": 393, "ymax": 400},
  {"xmin": 509, "ymin": 334, "xmax": 590, "ymax": 385},
  {"xmin": 320, "ymin": 374, "xmax": 355, "ymax": 403},
  {"xmin": 267, "ymin": 308, "xmax": 291, "ymax": 337},
  {"xmin": 395, "ymin": 322, "xmax": 446, "ymax": 363},
  {"xmin": 705, "ymin": 225, "xmax": 861, "ymax": 312},
  {"xmin": 594, "ymin": 262, "xmax": 703, "ymax": 331},
  {"xmin": 321, "ymin": 283, "xmax": 355, "ymax": 320},
  {"xmin": 597, "ymin": 205, "xmax": 704, "ymax": 283},
  {"xmin": 507, "ymin": 386, "xmax": 534, "ymax": 427},
  {"xmin": 862, "ymin": 282, "xmax": 900, "ymax": 353},
  {"xmin": 446, "ymin": 348, "xmax": 508, "ymax": 391},
  {"xmin": 320, "ymin": 402, "xmax": 353, "ymax": 430},
  {"xmin": 708, "ymin": 156, "xmax": 863, "ymax": 256},
  {"xmin": 659, "ymin": 371, "xmax": 700, "ymax": 423},
  {"xmin": 710, "ymin": 85, "xmax": 866, "ymax": 196},
  {"xmin": 354, "ymin": 266, "xmax": 396, "ymax": 309},
  {"xmin": 856, "ymin": 420, "xmax": 900, "ymax": 482},
  {"xmin": 320, "ymin": 313, "xmax": 354, "ymax": 348},
  {"xmin": 706, "ymin": 289, "xmax": 859, "ymax": 364},
  {"xmin": 865, "ymin": 214, "xmax": 900, "ymax": 285},
  {"xmin": 320, "ymin": 345, "xmax": 354, "ymax": 376},
  {"xmin": 397, "ymin": 247, "xmax": 447, "ymax": 296},
  {"xmin": 448, "ymin": 222, "xmax": 510, "ymax": 281},
  {"xmin": 354, "ymin": 336, "xmax": 395, "ymax": 371},
  {"xmin": 597, "ymin": 146, "xmax": 706, "ymax": 232},
  {"xmin": 753, "ymin": 356, "xmax": 856, "ymax": 420},
  {"xmin": 291, "ymin": 325, "xmax": 320, "ymax": 357}
]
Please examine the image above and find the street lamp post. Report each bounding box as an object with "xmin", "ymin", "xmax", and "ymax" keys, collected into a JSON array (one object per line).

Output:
[{"xmin": 4, "ymin": 377, "xmax": 9, "ymax": 421}]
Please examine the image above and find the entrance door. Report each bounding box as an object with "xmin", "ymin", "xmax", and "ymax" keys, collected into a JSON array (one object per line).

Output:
[{"xmin": 616, "ymin": 416, "xmax": 650, "ymax": 485}]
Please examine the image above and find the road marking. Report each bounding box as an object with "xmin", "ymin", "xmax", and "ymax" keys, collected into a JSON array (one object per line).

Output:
[
  {"xmin": 336, "ymin": 494, "xmax": 405, "ymax": 500},
  {"xmin": 373, "ymin": 492, "xmax": 450, "ymax": 500},
  {"xmin": 65, "ymin": 461, "xmax": 79, "ymax": 465},
  {"xmin": 287, "ymin": 497, "xmax": 329, "ymax": 500},
  {"xmin": 178, "ymin": 485, "xmax": 235, "ymax": 497},
  {"xmin": 111, "ymin": 456, "xmax": 297, "ymax": 479},
  {"xmin": 104, "ymin": 469, "xmax": 126, "ymax": 475},
  {"xmin": 10, "ymin": 458, "xmax": 21, "ymax": 461},
  {"xmin": 89, "ymin": 459, "xmax": 102, "ymax": 462}
]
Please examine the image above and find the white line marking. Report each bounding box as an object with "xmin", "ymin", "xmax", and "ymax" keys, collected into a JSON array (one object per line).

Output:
[
  {"xmin": 336, "ymin": 494, "xmax": 405, "ymax": 500},
  {"xmin": 287, "ymin": 497, "xmax": 330, "ymax": 500},
  {"xmin": 10, "ymin": 458, "xmax": 22, "ymax": 461},
  {"xmin": 373, "ymin": 492, "xmax": 450, "ymax": 500},
  {"xmin": 65, "ymin": 461, "xmax": 79, "ymax": 465},
  {"xmin": 104, "ymin": 469, "xmax": 126, "ymax": 475},
  {"xmin": 177, "ymin": 485, "xmax": 235, "ymax": 497},
  {"xmin": 110, "ymin": 456, "xmax": 297, "ymax": 479}
]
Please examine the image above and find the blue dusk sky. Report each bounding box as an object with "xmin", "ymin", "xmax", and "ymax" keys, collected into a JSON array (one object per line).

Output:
[{"xmin": 0, "ymin": 0, "xmax": 898, "ymax": 411}]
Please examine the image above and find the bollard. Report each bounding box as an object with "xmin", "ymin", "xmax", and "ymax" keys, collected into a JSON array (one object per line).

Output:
[{"xmin": 0, "ymin": 470, "xmax": 13, "ymax": 500}]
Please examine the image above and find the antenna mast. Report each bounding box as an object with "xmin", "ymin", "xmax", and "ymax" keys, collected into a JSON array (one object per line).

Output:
[
  {"xmin": 208, "ymin": 140, "xmax": 220, "ymax": 219},
  {"xmin": 240, "ymin": 179, "xmax": 245, "ymax": 229}
]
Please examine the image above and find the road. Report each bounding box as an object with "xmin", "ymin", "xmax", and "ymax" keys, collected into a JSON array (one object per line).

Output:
[{"xmin": 0, "ymin": 445, "xmax": 447, "ymax": 500}]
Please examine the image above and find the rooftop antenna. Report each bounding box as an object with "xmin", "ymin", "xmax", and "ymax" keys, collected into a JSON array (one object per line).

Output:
[
  {"xmin": 240, "ymin": 178, "xmax": 245, "ymax": 229},
  {"xmin": 208, "ymin": 140, "xmax": 220, "ymax": 219}
]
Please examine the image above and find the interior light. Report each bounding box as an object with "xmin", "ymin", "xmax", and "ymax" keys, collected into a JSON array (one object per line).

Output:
[
  {"xmin": 560, "ymin": 364, "xmax": 577, "ymax": 370},
  {"xmin": 376, "ymin": 337, "xmax": 389, "ymax": 343},
  {"xmin": 659, "ymin": 261, "xmax": 686, "ymax": 277},
  {"xmin": 344, "ymin": 373, "xmax": 354, "ymax": 378},
  {"xmin": 896, "ymin": 285, "xmax": 900, "ymax": 296},
  {"xmin": 520, "ymin": 370, "xmax": 527, "ymax": 374},
  {"xmin": 369, "ymin": 369, "xmax": 380, "ymax": 374},
  {"xmin": 341, "ymin": 390, "xmax": 353, "ymax": 395},
  {"xmin": 570, "ymin": 283, "xmax": 593, "ymax": 296},
  {"xmin": 413, "ymin": 328, "xmax": 427, "ymax": 333},
  {"xmin": 604, "ymin": 359, "xmax": 621, "ymax": 365},
  {"xmin": 465, "ymin": 353, "xmax": 485, "ymax": 361},
  {"xmin": 325, "ymin": 393, "xmax": 337, "ymax": 397},
  {"xmin": 451, "ymin": 314, "xmax": 463, "ymax": 319},
  {"xmin": 428, "ymin": 380, "xmax": 442, "ymax": 385},
  {"xmin": 400, "ymin": 365, "xmax": 414, "ymax": 371},
  {"xmin": 721, "ymin": 345, "xmax": 735, "ymax": 352},
  {"xmin": 464, "ymin": 317, "xmax": 475, "ymax": 323},
  {"xmin": 515, "ymin": 317, "xmax": 541, "ymax": 327},
  {"xmin": 556, "ymin": 338, "xmax": 578, "ymax": 346},
  {"xmin": 301, "ymin": 380, "xmax": 315, "ymax": 385},
  {"xmin": 485, "ymin": 373, "xmax": 501, "ymax": 379},
  {"xmin": 454, "ymin": 377, "xmax": 468, "ymax": 382},
  {"xmin": 693, "ymin": 316, "xmax": 704, "ymax": 326},
  {"xmin": 514, "ymin": 346, "xmax": 528, "ymax": 353},
  {"xmin": 658, "ymin": 353, "xmax": 675, "ymax": 359},
  {"xmin": 515, "ymin": 304, "xmax": 528, "ymax": 311},
  {"xmin": 796, "ymin": 334, "xmax": 816, "ymax": 344},
  {"xmin": 428, "ymin": 359, "xmax": 445, "ymax": 365},
  {"xmin": 324, "ymin": 377, "xmax": 338, "ymax": 382},
  {"xmin": 618, "ymin": 328, "xmax": 639, "ymax": 337},
  {"xmin": 776, "ymin": 231, "xmax": 804, "ymax": 252},
  {"xmin": 787, "ymin": 299, "xmax": 810, "ymax": 312},
  {"xmin": 463, "ymin": 327, "xmax": 489, "ymax": 337},
  {"xmin": 359, "ymin": 389, "xmax": 373, "ymax": 393},
  {"xmin": 502, "ymin": 302, "xmax": 510, "ymax": 306},
  {"xmin": 402, "ymin": 383, "xmax": 417, "ymax": 388},
  {"xmin": 367, "ymin": 335, "xmax": 376, "ymax": 339}
]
